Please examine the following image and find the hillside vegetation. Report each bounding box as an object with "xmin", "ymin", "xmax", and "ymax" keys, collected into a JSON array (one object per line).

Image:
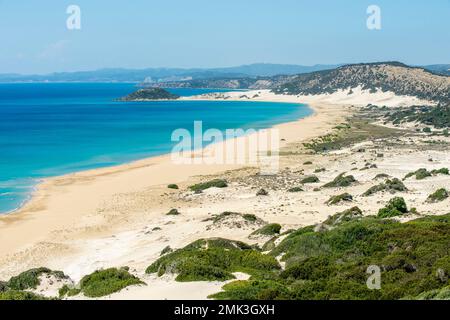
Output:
[
  {"xmin": 273, "ymin": 62, "xmax": 450, "ymax": 103},
  {"xmin": 145, "ymin": 212, "xmax": 450, "ymax": 300}
]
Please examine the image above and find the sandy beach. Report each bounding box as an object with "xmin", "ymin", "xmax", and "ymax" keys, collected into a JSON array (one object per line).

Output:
[{"xmin": 1, "ymin": 89, "xmax": 445, "ymax": 300}]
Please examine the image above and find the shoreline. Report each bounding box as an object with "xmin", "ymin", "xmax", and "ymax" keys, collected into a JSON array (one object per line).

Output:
[
  {"xmin": 0, "ymin": 91, "xmax": 344, "ymax": 279},
  {"xmin": 1, "ymin": 88, "xmax": 442, "ymax": 300},
  {"xmin": 1, "ymin": 98, "xmax": 312, "ymax": 217}
]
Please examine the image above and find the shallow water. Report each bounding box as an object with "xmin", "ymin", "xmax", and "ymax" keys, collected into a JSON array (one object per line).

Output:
[{"xmin": 0, "ymin": 83, "xmax": 311, "ymax": 213}]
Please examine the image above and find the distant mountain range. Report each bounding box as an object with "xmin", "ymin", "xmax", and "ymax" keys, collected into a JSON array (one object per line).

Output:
[
  {"xmin": 0, "ymin": 63, "xmax": 342, "ymax": 83},
  {"xmin": 1, "ymin": 63, "xmax": 447, "ymax": 84},
  {"xmin": 422, "ymin": 64, "xmax": 450, "ymax": 76}
]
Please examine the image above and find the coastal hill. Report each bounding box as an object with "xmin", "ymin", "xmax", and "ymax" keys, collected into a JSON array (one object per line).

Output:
[
  {"xmin": 119, "ymin": 88, "xmax": 179, "ymax": 101},
  {"xmin": 152, "ymin": 62, "xmax": 450, "ymax": 103},
  {"xmin": 273, "ymin": 62, "xmax": 450, "ymax": 103}
]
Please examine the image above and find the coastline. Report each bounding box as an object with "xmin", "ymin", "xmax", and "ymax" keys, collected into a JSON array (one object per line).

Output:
[
  {"xmin": 1, "ymin": 88, "xmax": 443, "ymax": 300},
  {"xmin": 0, "ymin": 91, "xmax": 343, "ymax": 278}
]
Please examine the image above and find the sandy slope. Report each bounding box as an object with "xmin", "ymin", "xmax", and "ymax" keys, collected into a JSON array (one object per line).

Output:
[{"xmin": 0, "ymin": 89, "xmax": 444, "ymax": 300}]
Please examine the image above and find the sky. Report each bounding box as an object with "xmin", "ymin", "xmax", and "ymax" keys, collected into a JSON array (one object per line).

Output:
[{"xmin": 0, "ymin": 0, "xmax": 449, "ymax": 74}]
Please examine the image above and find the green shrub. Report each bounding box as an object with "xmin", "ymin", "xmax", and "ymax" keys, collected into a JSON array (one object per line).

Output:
[
  {"xmin": 167, "ymin": 184, "xmax": 179, "ymax": 189},
  {"xmin": 373, "ymin": 173, "xmax": 390, "ymax": 180},
  {"xmin": 251, "ymin": 224, "xmax": 282, "ymax": 236},
  {"xmin": 431, "ymin": 168, "xmax": 449, "ymax": 175},
  {"xmin": 212, "ymin": 213, "xmax": 450, "ymax": 300},
  {"xmin": 167, "ymin": 208, "xmax": 180, "ymax": 215},
  {"xmin": 189, "ymin": 179, "xmax": 228, "ymax": 192},
  {"xmin": 363, "ymin": 178, "xmax": 407, "ymax": 196},
  {"xmin": 303, "ymin": 161, "xmax": 313, "ymax": 165},
  {"xmin": 0, "ymin": 290, "xmax": 48, "ymax": 300},
  {"xmin": 79, "ymin": 267, "xmax": 144, "ymax": 298},
  {"xmin": 413, "ymin": 286, "xmax": 450, "ymax": 300},
  {"xmin": 242, "ymin": 214, "xmax": 257, "ymax": 222},
  {"xmin": 288, "ymin": 186, "xmax": 303, "ymax": 193},
  {"xmin": 209, "ymin": 280, "xmax": 290, "ymax": 300},
  {"xmin": 322, "ymin": 173, "xmax": 356, "ymax": 188},
  {"xmin": 427, "ymin": 188, "xmax": 449, "ymax": 203},
  {"xmin": 326, "ymin": 193, "xmax": 353, "ymax": 205},
  {"xmin": 314, "ymin": 168, "xmax": 326, "ymax": 173},
  {"xmin": 378, "ymin": 197, "xmax": 408, "ymax": 218},
  {"xmin": 261, "ymin": 237, "xmax": 278, "ymax": 251},
  {"xmin": 300, "ymin": 175, "xmax": 319, "ymax": 184},
  {"xmin": 58, "ymin": 284, "xmax": 81, "ymax": 298},
  {"xmin": 161, "ymin": 246, "xmax": 173, "ymax": 256},
  {"xmin": 256, "ymin": 188, "xmax": 268, "ymax": 196},
  {"xmin": 7, "ymin": 267, "xmax": 67, "ymax": 291},
  {"xmin": 146, "ymin": 238, "xmax": 280, "ymax": 282},
  {"xmin": 323, "ymin": 206, "xmax": 362, "ymax": 226},
  {"xmin": 0, "ymin": 281, "xmax": 8, "ymax": 292},
  {"xmin": 404, "ymin": 168, "xmax": 432, "ymax": 180}
]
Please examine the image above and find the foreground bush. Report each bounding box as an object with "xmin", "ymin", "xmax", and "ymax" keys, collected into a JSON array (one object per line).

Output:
[
  {"xmin": 377, "ymin": 197, "xmax": 408, "ymax": 218},
  {"xmin": 251, "ymin": 223, "xmax": 282, "ymax": 236},
  {"xmin": 146, "ymin": 238, "xmax": 280, "ymax": 282},
  {"xmin": 7, "ymin": 267, "xmax": 67, "ymax": 291},
  {"xmin": 0, "ymin": 290, "xmax": 48, "ymax": 300},
  {"xmin": 213, "ymin": 213, "xmax": 450, "ymax": 300},
  {"xmin": 322, "ymin": 206, "xmax": 362, "ymax": 226},
  {"xmin": 77, "ymin": 267, "xmax": 144, "ymax": 298}
]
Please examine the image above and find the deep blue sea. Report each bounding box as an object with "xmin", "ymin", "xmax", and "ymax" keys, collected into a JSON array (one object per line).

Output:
[{"xmin": 0, "ymin": 83, "xmax": 311, "ymax": 213}]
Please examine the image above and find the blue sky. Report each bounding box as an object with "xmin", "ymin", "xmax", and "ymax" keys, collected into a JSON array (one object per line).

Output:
[{"xmin": 0, "ymin": 0, "xmax": 449, "ymax": 74}]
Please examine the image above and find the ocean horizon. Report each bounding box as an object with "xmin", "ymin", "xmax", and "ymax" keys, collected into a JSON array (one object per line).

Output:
[{"xmin": 0, "ymin": 83, "xmax": 312, "ymax": 214}]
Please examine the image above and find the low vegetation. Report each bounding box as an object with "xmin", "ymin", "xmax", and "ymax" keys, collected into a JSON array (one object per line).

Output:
[
  {"xmin": 427, "ymin": 188, "xmax": 449, "ymax": 203},
  {"xmin": 386, "ymin": 104, "xmax": 450, "ymax": 129},
  {"xmin": 300, "ymin": 175, "xmax": 319, "ymax": 184},
  {"xmin": 404, "ymin": 168, "xmax": 448, "ymax": 180},
  {"xmin": 6, "ymin": 267, "xmax": 67, "ymax": 291},
  {"xmin": 287, "ymin": 186, "xmax": 303, "ymax": 193},
  {"xmin": 322, "ymin": 173, "xmax": 356, "ymax": 188},
  {"xmin": 256, "ymin": 188, "xmax": 269, "ymax": 196},
  {"xmin": 326, "ymin": 193, "xmax": 353, "ymax": 205},
  {"xmin": 322, "ymin": 206, "xmax": 362, "ymax": 226},
  {"xmin": 189, "ymin": 179, "xmax": 228, "ymax": 192},
  {"xmin": 146, "ymin": 238, "xmax": 280, "ymax": 282},
  {"xmin": 211, "ymin": 212, "xmax": 450, "ymax": 300},
  {"xmin": 167, "ymin": 208, "xmax": 180, "ymax": 215},
  {"xmin": 0, "ymin": 290, "xmax": 48, "ymax": 300},
  {"xmin": 251, "ymin": 223, "xmax": 282, "ymax": 236},
  {"xmin": 60, "ymin": 267, "xmax": 144, "ymax": 298},
  {"xmin": 167, "ymin": 184, "xmax": 179, "ymax": 189},
  {"xmin": 377, "ymin": 197, "xmax": 408, "ymax": 218},
  {"xmin": 363, "ymin": 178, "xmax": 407, "ymax": 196},
  {"xmin": 303, "ymin": 119, "xmax": 402, "ymax": 153}
]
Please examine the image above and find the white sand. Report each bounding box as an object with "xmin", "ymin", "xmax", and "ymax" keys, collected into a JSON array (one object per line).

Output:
[{"xmin": 0, "ymin": 88, "xmax": 444, "ymax": 299}]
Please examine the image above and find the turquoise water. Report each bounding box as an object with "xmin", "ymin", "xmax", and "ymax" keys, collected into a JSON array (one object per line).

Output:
[{"xmin": 0, "ymin": 83, "xmax": 311, "ymax": 213}]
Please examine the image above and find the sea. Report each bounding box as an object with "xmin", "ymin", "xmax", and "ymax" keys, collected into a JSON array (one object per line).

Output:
[{"xmin": 0, "ymin": 83, "xmax": 312, "ymax": 213}]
